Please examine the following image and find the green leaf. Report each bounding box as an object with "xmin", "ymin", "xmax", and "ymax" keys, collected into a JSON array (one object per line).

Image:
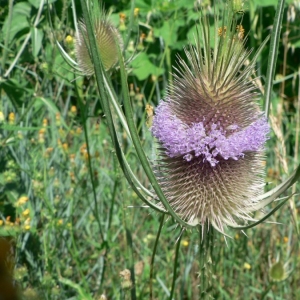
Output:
[
  {"xmin": 28, "ymin": 0, "xmax": 57, "ymax": 9},
  {"xmin": 256, "ymin": 0, "xmax": 277, "ymax": 6},
  {"xmin": 11, "ymin": 2, "xmax": 31, "ymax": 17},
  {"xmin": 2, "ymin": 2, "xmax": 31, "ymax": 43},
  {"xmin": 0, "ymin": 124, "xmax": 42, "ymax": 131},
  {"xmin": 134, "ymin": 0, "xmax": 151, "ymax": 10},
  {"xmin": 31, "ymin": 28, "xmax": 44, "ymax": 58},
  {"xmin": 34, "ymin": 97, "xmax": 69, "ymax": 129},
  {"xmin": 59, "ymin": 277, "xmax": 93, "ymax": 300},
  {"xmin": 253, "ymin": 0, "xmax": 278, "ymax": 6},
  {"xmin": 28, "ymin": 0, "xmax": 43, "ymax": 9},
  {"xmin": 292, "ymin": 39, "xmax": 300, "ymax": 49},
  {"xmin": 0, "ymin": 227, "xmax": 20, "ymax": 237},
  {"xmin": 131, "ymin": 53, "xmax": 164, "ymax": 80},
  {"xmin": 4, "ymin": 15, "xmax": 29, "ymax": 44},
  {"xmin": 0, "ymin": 78, "xmax": 30, "ymax": 109},
  {"xmin": 5, "ymin": 190, "xmax": 18, "ymax": 204},
  {"xmin": 253, "ymin": 0, "xmax": 293, "ymax": 7},
  {"xmin": 154, "ymin": 19, "xmax": 184, "ymax": 46}
]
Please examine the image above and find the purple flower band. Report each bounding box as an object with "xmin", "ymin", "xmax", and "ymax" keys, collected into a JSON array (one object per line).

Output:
[{"xmin": 151, "ymin": 101, "xmax": 269, "ymax": 167}]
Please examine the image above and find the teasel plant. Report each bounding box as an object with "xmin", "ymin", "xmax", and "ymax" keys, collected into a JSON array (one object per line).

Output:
[{"xmin": 56, "ymin": 0, "xmax": 299, "ymax": 297}]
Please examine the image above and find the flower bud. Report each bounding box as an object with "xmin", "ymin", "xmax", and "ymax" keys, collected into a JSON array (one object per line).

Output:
[{"xmin": 269, "ymin": 260, "xmax": 291, "ymax": 282}]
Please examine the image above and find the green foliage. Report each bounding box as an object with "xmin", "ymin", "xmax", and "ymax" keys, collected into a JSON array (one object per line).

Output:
[
  {"xmin": 131, "ymin": 52, "xmax": 165, "ymax": 80},
  {"xmin": 0, "ymin": 0, "xmax": 299, "ymax": 299}
]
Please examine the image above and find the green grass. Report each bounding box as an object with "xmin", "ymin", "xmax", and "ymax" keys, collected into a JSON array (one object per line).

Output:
[{"xmin": 0, "ymin": 0, "xmax": 300, "ymax": 299}]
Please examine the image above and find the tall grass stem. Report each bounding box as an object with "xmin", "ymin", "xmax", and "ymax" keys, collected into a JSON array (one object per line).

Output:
[
  {"xmin": 263, "ymin": 0, "xmax": 285, "ymax": 117},
  {"xmin": 150, "ymin": 215, "xmax": 164, "ymax": 299},
  {"xmin": 169, "ymin": 232, "xmax": 182, "ymax": 300}
]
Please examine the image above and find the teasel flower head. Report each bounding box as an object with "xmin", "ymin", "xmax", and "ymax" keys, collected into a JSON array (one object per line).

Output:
[
  {"xmin": 75, "ymin": 2, "xmax": 123, "ymax": 76},
  {"xmin": 151, "ymin": 2, "xmax": 270, "ymax": 234}
]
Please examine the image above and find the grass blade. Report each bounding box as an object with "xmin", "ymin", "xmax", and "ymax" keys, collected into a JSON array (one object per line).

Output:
[{"xmin": 263, "ymin": 0, "xmax": 285, "ymax": 117}]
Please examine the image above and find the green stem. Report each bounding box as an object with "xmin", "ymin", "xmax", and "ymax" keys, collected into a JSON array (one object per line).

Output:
[
  {"xmin": 291, "ymin": 69, "xmax": 300, "ymax": 235},
  {"xmin": 147, "ymin": 45, "xmax": 168, "ymax": 104},
  {"xmin": 107, "ymin": 157, "xmax": 119, "ymax": 232},
  {"xmin": 264, "ymin": 0, "xmax": 285, "ymax": 117},
  {"xmin": 75, "ymin": 79, "xmax": 104, "ymax": 242},
  {"xmin": 98, "ymin": 156, "xmax": 119, "ymax": 290},
  {"xmin": 118, "ymin": 33, "xmax": 196, "ymax": 229},
  {"xmin": 71, "ymin": 0, "xmax": 79, "ymax": 34},
  {"xmin": 150, "ymin": 215, "xmax": 164, "ymax": 299},
  {"xmin": 169, "ymin": 232, "xmax": 183, "ymax": 300},
  {"xmin": 125, "ymin": 228, "xmax": 137, "ymax": 300},
  {"xmin": 69, "ymin": 230, "xmax": 91, "ymax": 292},
  {"xmin": 79, "ymin": 0, "xmax": 164, "ymax": 214},
  {"xmin": 199, "ymin": 224, "xmax": 209, "ymax": 299},
  {"xmin": 124, "ymin": 0, "xmax": 135, "ymax": 50}
]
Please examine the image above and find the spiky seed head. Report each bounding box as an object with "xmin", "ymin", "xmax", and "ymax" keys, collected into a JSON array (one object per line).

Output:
[
  {"xmin": 151, "ymin": 3, "xmax": 269, "ymax": 234},
  {"xmin": 75, "ymin": 4, "xmax": 123, "ymax": 76},
  {"xmin": 269, "ymin": 260, "xmax": 292, "ymax": 282}
]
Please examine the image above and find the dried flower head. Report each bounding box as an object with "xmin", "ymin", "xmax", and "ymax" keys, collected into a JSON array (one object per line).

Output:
[
  {"xmin": 119, "ymin": 269, "xmax": 132, "ymax": 289},
  {"xmin": 75, "ymin": 2, "xmax": 123, "ymax": 76},
  {"xmin": 151, "ymin": 3, "xmax": 269, "ymax": 234}
]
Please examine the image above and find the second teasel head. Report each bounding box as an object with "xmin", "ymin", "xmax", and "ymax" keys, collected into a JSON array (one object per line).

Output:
[{"xmin": 75, "ymin": 2, "xmax": 123, "ymax": 76}]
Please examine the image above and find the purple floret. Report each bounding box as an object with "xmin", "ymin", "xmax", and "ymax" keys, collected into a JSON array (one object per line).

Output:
[{"xmin": 151, "ymin": 101, "xmax": 269, "ymax": 167}]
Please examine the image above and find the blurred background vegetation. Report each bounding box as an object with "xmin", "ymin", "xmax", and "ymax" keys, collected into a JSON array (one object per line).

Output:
[{"xmin": 0, "ymin": 0, "xmax": 300, "ymax": 299}]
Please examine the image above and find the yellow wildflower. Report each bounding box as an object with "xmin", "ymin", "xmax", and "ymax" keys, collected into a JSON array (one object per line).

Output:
[
  {"xmin": 70, "ymin": 172, "xmax": 75, "ymax": 182},
  {"xmin": 236, "ymin": 25, "xmax": 245, "ymax": 40},
  {"xmin": 134, "ymin": 8, "xmax": 140, "ymax": 17},
  {"xmin": 22, "ymin": 209, "xmax": 30, "ymax": 217},
  {"xmin": 62, "ymin": 143, "xmax": 68, "ymax": 152},
  {"xmin": 76, "ymin": 127, "xmax": 82, "ymax": 135},
  {"xmin": 69, "ymin": 153, "xmax": 76, "ymax": 165},
  {"xmin": 24, "ymin": 225, "xmax": 31, "ymax": 231},
  {"xmin": 181, "ymin": 240, "xmax": 189, "ymax": 247},
  {"xmin": 80, "ymin": 143, "xmax": 87, "ymax": 155},
  {"xmin": 0, "ymin": 111, "xmax": 4, "ymax": 123},
  {"xmin": 119, "ymin": 12, "xmax": 126, "ymax": 20},
  {"xmin": 16, "ymin": 196, "xmax": 29, "ymax": 207},
  {"xmin": 218, "ymin": 26, "xmax": 227, "ymax": 37},
  {"xmin": 70, "ymin": 105, "xmax": 77, "ymax": 114},
  {"xmin": 8, "ymin": 112, "xmax": 15, "ymax": 124},
  {"xmin": 44, "ymin": 147, "xmax": 54, "ymax": 158},
  {"xmin": 65, "ymin": 35, "xmax": 74, "ymax": 44},
  {"xmin": 55, "ymin": 113, "xmax": 61, "ymax": 126}
]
